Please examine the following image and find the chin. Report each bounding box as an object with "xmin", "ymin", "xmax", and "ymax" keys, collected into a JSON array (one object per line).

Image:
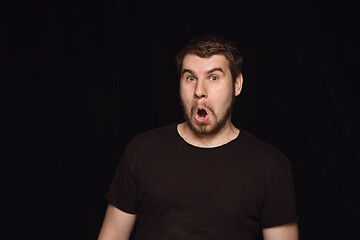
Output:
[{"xmin": 188, "ymin": 121, "xmax": 224, "ymax": 136}]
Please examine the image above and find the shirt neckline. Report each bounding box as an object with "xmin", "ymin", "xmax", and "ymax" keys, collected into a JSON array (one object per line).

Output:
[{"xmin": 173, "ymin": 122, "xmax": 243, "ymax": 151}]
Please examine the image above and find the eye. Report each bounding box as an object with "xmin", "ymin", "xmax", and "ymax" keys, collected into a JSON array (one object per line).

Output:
[
  {"xmin": 209, "ymin": 75, "xmax": 219, "ymax": 81},
  {"xmin": 186, "ymin": 76, "xmax": 196, "ymax": 81}
]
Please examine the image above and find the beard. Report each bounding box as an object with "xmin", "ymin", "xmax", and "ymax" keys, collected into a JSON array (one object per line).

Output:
[{"xmin": 181, "ymin": 94, "xmax": 236, "ymax": 136}]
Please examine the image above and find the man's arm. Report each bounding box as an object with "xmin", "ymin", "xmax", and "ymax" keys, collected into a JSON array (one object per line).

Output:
[
  {"xmin": 98, "ymin": 204, "xmax": 137, "ymax": 240},
  {"xmin": 262, "ymin": 222, "xmax": 298, "ymax": 240}
]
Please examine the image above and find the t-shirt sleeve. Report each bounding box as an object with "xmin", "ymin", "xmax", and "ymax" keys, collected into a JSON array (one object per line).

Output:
[
  {"xmin": 105, "ymin": 147, "xmax": 137, "ymax": 214},
  {"xmin": 260, "ymin": 163, "xmax": 298, "ymax": 228}
]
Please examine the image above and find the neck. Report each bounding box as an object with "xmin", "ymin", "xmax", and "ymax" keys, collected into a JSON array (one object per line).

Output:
[{"xmin": 177, "ymin": 121, "xmax": 240, "ymax": 148}]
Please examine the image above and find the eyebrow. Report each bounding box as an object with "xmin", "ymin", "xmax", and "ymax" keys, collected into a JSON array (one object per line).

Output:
[
  {"xmin": 207, "ymin": 67, "xmax": 224, "ymax": 75},
  {"xmin": 182, "ymin": 67, "xmax": 225, "ymax": 76},
  {"xmin": 182, "ymin": 69, "xmax": 193, "ymax": 75}
]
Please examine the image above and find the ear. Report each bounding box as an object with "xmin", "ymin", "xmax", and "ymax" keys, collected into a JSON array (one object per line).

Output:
[{"xmin": 234, "ymin": 73, "xmax": 243, "ymax": 96}]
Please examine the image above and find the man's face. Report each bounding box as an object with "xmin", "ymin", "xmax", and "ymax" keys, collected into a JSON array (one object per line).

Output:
[{"xmin": 180, "ymin": 54, "xmax": 242, "ymax": 136}]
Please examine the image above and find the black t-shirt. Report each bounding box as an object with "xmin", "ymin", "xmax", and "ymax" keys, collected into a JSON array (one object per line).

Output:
[{"xmin": 106, "ymin": 123, "xmax": 298, "ymax": 239}]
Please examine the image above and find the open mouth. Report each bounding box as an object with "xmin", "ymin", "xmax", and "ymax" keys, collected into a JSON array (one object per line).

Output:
[{"xmin": 197, "ymin": 109, "xmax": 208, "ymax": 120}]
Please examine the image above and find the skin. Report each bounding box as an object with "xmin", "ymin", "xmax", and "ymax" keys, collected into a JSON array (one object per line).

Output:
[
  {"xmin": 97, "ymin": 54, "xmax": 298, "ymax": 240},
  {"xmin": 262, "ymin": 222, "xmax": 299, "ymax": 240},
  {"xmin": 97, "ymin": 204, "xmax": 136, "ymax": 240},
  {"xmin": 178, "ymin": 54, "xmax": 242, "ymax": 148}
]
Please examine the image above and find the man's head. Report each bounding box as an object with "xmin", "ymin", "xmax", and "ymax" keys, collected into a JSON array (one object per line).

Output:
[
  {"xmin": 176, "ymin": 35, "xmax": 243, "ymax": 136},
  {"xmin": 175, "ymin": 35, "xmax": 243, "ymax": 83}
]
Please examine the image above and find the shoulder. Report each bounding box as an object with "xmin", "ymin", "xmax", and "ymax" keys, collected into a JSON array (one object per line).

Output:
[
  {"xmin": 125, "ymin": 122, "xmax": 178, "ymax": 154},
  {"xmin": 237, "ymin": 130, "xmax": 291, "ymax": 170}
]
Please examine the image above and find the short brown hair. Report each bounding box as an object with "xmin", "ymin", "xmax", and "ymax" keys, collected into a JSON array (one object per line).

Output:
[{"xmin": 175, "ymin": 35, "xmax": 243, "ymax": 82}]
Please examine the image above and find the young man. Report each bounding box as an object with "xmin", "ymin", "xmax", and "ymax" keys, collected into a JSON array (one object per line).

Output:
[{"xmin": 98, "ymin": 35, "xmax": 299, "ymax": 240}]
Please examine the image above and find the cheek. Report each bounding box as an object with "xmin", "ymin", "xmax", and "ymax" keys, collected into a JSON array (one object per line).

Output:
[
  {"xmin": 180, "ymin": 86, "xmax": 193, "ymax": 102},
  {"xmin": 214, "ymin": 91, "xmax": 234, "ymax": 110},
  {"xmin": 180, "ymin": 93, "xmax": 191, "ymax": 111}
]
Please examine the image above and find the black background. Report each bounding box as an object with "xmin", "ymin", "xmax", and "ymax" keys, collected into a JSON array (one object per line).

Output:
[{"xmin": 2, "ymin": 0, "xmax": 359, "ymax": 239}]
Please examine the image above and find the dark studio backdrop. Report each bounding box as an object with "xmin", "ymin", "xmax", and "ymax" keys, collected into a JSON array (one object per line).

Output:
[{"xmin": 2, "ymin": 0, "xmax": 359, "ymax": 239}]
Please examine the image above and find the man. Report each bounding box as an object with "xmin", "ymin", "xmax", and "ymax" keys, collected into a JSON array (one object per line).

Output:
[{"xmin": 98, "ymin": 35, "xmax": 299, "ymax": 240}]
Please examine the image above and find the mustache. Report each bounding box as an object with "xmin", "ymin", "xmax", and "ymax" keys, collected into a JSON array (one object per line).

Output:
[{"xmin": 190, "ymin": 102, "xmax": 215, "ymax": 116}]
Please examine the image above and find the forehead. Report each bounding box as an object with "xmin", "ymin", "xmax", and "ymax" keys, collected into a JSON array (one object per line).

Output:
[{"xmin": 182, "ymin": 54, "xmax": 230, "ymax": 73}]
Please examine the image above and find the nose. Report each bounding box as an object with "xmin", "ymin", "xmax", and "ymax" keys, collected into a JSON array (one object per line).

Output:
[{"xmin": 194, "ymin": 79, "xmax": 207, "ymax": 99}]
